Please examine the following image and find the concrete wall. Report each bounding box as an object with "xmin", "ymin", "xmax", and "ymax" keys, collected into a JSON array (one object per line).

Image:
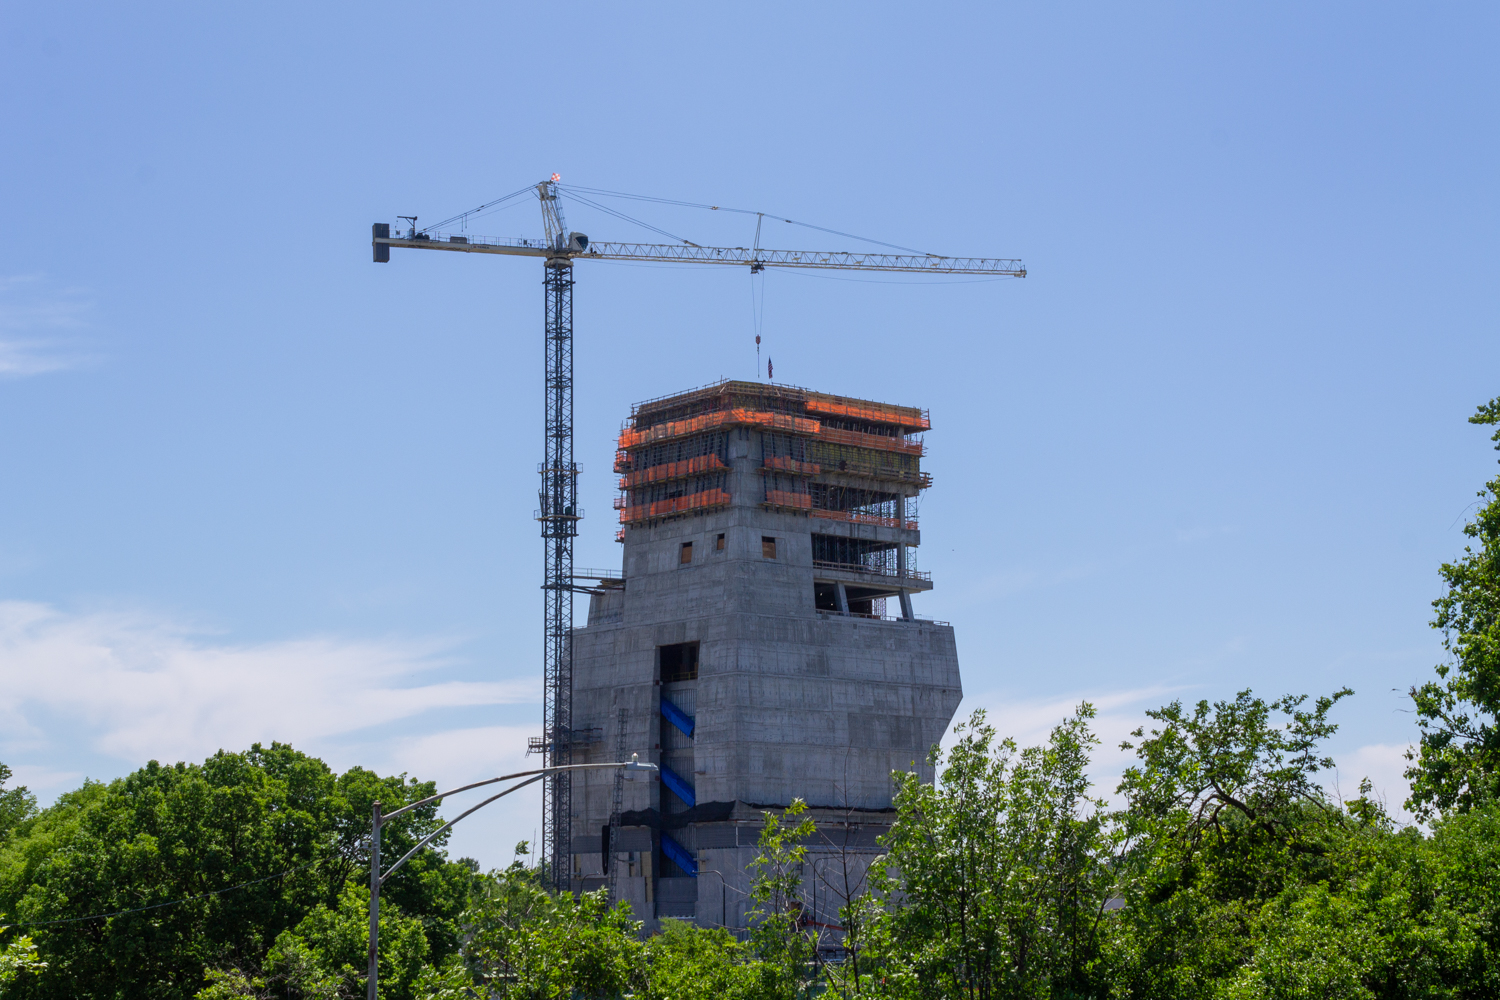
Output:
[{"xmin": 567, "ymin": 426, "xmax": 961, "ymax": 931}]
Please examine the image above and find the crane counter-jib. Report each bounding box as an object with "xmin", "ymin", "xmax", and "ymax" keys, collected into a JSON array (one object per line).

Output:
[{"xmin": 372, "ymin": 231, "xmax": 1026, "ymax": 276}]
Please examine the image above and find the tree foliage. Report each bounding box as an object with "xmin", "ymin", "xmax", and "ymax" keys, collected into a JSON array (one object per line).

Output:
[
  {"xmin": 0, "ymin": 764, "xmax": 37, "ymax": 847},
  {"xmin": 865, "ymin": 706, "xmax": 1110, "ymax": 1000},
  {"xmin": 0, "ymin": 744, "xmax": 474, "ymax": 1000},
  {"xmin": 1407, "ymin": 397, "xmax": 1500, "ymax": 818}
]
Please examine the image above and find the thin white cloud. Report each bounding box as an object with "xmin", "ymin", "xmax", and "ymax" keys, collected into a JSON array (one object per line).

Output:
[
  {"xmin": 1331, "ymin": 742, "xmax": 1416, "ymax": 824},
  {"xmin": 950, "ymin": 686, "xmax": 1420, "ymax": 825},
  {"xmin": 945, "ymin": 684, "xmax": 1187, "ymax": 788},
  {"xmin": 0, "ymin": 601, "xmax": 537, "ymax": 769},
  {"xmin": 0, "ymin": 274, "xmax": 97, "ymax": 376}
]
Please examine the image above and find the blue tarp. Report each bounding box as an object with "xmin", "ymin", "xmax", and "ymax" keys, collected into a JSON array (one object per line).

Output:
[
  {"xmin": 660, "ymin": 696, "xmax": 695, "ymax": 738},
  {"xmin": 659, "ymin": 763, "xmax": 697, "ymax": 808},
  {"xmin": 660, "ymin": 831, "xmax": 697, "ymax": 876}
]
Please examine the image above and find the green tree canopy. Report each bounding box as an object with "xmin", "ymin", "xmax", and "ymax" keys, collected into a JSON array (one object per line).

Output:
[
  {"xmin": 0, "ymin": 744, "xmax": 475, "ymax": 1000},
  {"xmin": 1407, "ymin": 398, "xmax": 1500, "ymax": 818}
]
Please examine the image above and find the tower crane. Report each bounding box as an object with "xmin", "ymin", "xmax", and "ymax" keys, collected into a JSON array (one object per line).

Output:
[{"xmin": 370, "ymin": 178, "xmax": 1024, "ymax": 889}]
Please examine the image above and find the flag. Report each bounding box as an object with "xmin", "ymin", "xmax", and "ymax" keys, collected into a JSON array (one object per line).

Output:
[{"xmin": 768, "ymin": 358, "xmax": 773, "ymax": 380}]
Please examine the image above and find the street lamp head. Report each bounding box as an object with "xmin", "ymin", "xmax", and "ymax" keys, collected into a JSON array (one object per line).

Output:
[{"xmin": 625, "ymin": 752, "xmax": 658, "ymax": 772}]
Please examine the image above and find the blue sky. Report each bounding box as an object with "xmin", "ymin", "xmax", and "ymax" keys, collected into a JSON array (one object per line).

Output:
[{"xmin": 2, "ymin": 3, "xmax": 1497, "ymax": 864}]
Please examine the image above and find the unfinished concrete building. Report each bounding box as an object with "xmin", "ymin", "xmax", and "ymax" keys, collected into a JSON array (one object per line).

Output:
[{"xmin": 567, "ymin": 380, "xmax": 962, "ymax": 931}]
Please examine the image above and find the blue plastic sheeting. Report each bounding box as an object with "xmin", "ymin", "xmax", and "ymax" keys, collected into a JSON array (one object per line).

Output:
[
  {"xmin": 660, "ymin": 832, "xmax": 698, "ymax": 877},
  {"xmin": 660, "ymin": 696, "xmax": 695, "ymax": 738},
  {"xmin": 659, "ymin": 763, "xmax": 697, "ymax": 808}
]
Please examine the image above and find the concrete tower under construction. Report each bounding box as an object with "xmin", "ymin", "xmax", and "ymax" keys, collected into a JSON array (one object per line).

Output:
[{"xmin": 567, "ymin": 380, "xmax": 961, "ymax": 930}]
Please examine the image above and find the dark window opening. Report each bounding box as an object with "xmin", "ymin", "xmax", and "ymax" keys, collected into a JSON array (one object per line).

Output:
[
  {"xmin": 814, "ymin": 582, "xmax": 839, "ymax": 611},
  {"xmin": 680, "ymin": 541, "xmax": 693, "ymax": 564},
  {"xmin": 813, "ymin": 533, "xmax": 900, "ymax": 574},
  {"xmin": 762, "ymin": 536, "xmax": 777, "ymax": 559},
  {"xmin": 849, "ymin": 597, "xmax": 874, "ymax": 615},
  {"xmin": 660, "ymin": 642, "xmax": 700, "ymax": 682},
  {"xmin": 716, "ymin": 533, "xmax": 725, "ymax": 551}
]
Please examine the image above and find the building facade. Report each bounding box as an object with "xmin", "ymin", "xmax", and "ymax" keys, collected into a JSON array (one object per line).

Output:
[{"xmin": 566, "ymin": 381, "xmax": 962, "ymax": 931}]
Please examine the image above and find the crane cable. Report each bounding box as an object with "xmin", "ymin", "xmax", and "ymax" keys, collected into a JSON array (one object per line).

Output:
[
  {"xmin": 420, "ymin": 184, "xmax": 536, "ymax": 235},
  {"xmin": 558, "ymin": 184, "xmax": 932, "ymax": 256},
  {"xmin": 560, "ymin": 191, "xmax": 699, "ymax": 247}
]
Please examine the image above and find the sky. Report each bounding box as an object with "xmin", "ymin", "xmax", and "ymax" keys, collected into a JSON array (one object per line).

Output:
[{"xmin": 2, "ymin": 3, "xmax": 1497, "ymax": 865}]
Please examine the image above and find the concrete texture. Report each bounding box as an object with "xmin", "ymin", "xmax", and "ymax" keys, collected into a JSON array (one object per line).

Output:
[{"xmin": 568, "ymin": 388, "xmax": 962, "ymax": 932}]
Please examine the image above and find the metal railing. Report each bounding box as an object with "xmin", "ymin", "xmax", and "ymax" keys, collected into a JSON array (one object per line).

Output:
[
  {"xmin": 812, "ymin": 560, "xmax": 931, "ymax": 582},
  {"xmin": 817, "ymin": 609, "xmax": 950, "ymax": 625},
  {"xmin": 573, "ymin": 567, "xmax": 625, "ymax": 581}
]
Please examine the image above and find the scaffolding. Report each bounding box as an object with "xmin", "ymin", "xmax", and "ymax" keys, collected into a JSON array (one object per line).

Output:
[{"xmin": 613, "ymin": 380, "xmax": 932, "ymax": 541}]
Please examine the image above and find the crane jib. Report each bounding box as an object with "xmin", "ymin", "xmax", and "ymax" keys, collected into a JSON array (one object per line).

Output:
[{"xmin": 372, "ymin": 232, "xmax": 1025, "ymax": 276}]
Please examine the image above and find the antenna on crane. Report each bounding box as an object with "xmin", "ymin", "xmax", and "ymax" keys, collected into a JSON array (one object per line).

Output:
[{"xmin": 370, "ymin": 182, "xmax": 1024, "ymax": 892}]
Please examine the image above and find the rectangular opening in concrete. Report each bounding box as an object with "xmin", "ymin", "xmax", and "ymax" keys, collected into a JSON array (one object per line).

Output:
[
  {"xmin": 814, "ymin": 582, "xmax": 839, "ymax": 612},
  {"xmin": 680, "ymin": 541, "xmax": 693, "ymax": 564},
  {"xmin": 762, "ymin": 536, "xmax": 777, "ymax": 559},
  {"xmin": 716, "ymin": 532, "xmax": 725, "ymax": 551},
  {"xmin": 660, "ymin": 641, "xmax": 699, "ymax": 682}
]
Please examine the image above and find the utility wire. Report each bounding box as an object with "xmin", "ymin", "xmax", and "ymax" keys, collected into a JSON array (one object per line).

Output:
[{"xmin": 0, "ymin": 858, "xmax": 327, "ymax": 929}]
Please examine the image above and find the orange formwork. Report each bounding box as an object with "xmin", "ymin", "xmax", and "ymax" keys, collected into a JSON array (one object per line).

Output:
[
  {"xmin": 816, "ymin": 425, "xmax": 926, "ymax": 456},
  {"xmin": 764, "ymin": 489, "xmax": 813, "ymax": 510},
  {"xmin": 810, "ymin": 508, "xmax": 919, "ymax": 531},
  {"xmin": 618, "ymin": 408, "xmax": 821, "ymax": 450},
  {"xmin": 619, "ymin": 454, "xmax": 728, "ymax": 488},
  {"xmin": 618, "ymin": 488, "xmax": 733, "ymax": 524},
  {"xmin": 760, "ymin": 456, "xmax": 821, "ymax": 476},
  {"xmin": 805, "ymin": 397, "xmax": 930, "ymax": 431}
]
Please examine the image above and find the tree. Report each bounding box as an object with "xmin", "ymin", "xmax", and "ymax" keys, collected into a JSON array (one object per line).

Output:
[
  {"xmin": 1407, "ymin": 397, "xmax": 1500, "ymax": 818},
  {"xmin": 1104, "ymin": 688, "xmax": 1355, "ymax": 998},
  {"xmin": 454, "ymin": 858, "xmax": 643, "ymax": 1000},
  {"xmin": 746, "ymin": 798, "xmax": 819, "ymax": 1000},
  {"xmin": 0, "ymin": 763, "xmax": 38, "ymax": 847},
  {"xmin": 865, "ymin": 706, "xmax": 1110, "ymax": 1000},
  {"xmin": 0, "ymin": 744, "xmax": 474, "ymax": 1000}
]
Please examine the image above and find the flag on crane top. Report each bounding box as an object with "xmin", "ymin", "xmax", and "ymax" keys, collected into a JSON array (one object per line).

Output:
[{"xmin": 768, "ymin": 358, "xmax": 773, "ymax": 380}]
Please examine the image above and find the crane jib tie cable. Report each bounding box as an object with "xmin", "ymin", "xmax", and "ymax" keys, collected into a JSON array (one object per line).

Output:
[{"xmin": 0, "ymin": 857, "xmax": 327, "ymax": 930}]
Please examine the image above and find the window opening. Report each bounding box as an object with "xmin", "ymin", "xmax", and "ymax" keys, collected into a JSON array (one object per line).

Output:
[
  {"xmin": 762, "ymin": 536, "xmax": 777, "ymax": 559},
  {"xmin": 716, "ymin": 533, "xmax": 725, "ymax": 551},
  {"xmin": 680, "ymin": 541, "xmax": 693, "ymax": 564},
  {"xmin": 660, "ymin": 642, "xmax": 700, "ymax": 682}
]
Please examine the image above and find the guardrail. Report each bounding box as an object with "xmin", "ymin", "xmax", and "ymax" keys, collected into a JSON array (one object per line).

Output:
[
  {"xmin": 817, "ymin": 610, "xmax": 950, "ymax": 625},
  {"xmin": 813, "ymin": 560, "xmax": 931, "ymax": 582},
  {"xmin": 573, "ymin": 567, "xmax": 625, "ymax": 581}
]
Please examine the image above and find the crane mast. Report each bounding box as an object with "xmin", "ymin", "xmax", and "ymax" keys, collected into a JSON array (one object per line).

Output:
[
  {"xmin": 538, "ymin": 240, "xmax": 577, "ymax": 890},
  {"xmin": 371, "ymin": 182, "xmax": 1024, "ymax": 892}
]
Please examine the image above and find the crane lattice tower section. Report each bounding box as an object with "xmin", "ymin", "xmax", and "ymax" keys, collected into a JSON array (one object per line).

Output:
[{"xmin": 569, "ymin": 379, "xmax": 962, "ymax": 930}]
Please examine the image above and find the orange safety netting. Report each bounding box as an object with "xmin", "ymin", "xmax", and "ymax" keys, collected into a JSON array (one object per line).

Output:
[
  {"xmin": 817, "ymin": 425, "xmax": 926, "ymax": 456},
  {"xmin": 810, "ymin": 509, "xmax": 919, "ymax": 531},
  {"xmin": 805, "ymin": 397, "xmax": 930, "ymax": 430},
  {"xmin": 618, "ymin": 488, "xmax": 732, "ymax": 524},
  {"xmin": 618, "ymin": 454, "xmax": 728, "ymax": 489},
  {"xmin": 764, "ymin": 489, "xmax": 812, "ymax": 509},
  {"xmin": 613, "ymin": 450, "xmax": 631, "ymax": 473},
  {"xmin": 760, "ymin": 456, "xmax": 821, "ymax": 476},
  {"xmin": 618, "ymin": 408, "xmax": 821, "ymax": 450}
]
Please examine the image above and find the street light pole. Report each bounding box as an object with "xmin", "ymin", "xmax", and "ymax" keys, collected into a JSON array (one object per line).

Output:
[
  {"xmin": 698, "ymin": 869, "xmax": 730, "ymax": 930},
  {"xmin": 365, "ymin": 756, "xmax": 656, "ymax": 1000}
]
